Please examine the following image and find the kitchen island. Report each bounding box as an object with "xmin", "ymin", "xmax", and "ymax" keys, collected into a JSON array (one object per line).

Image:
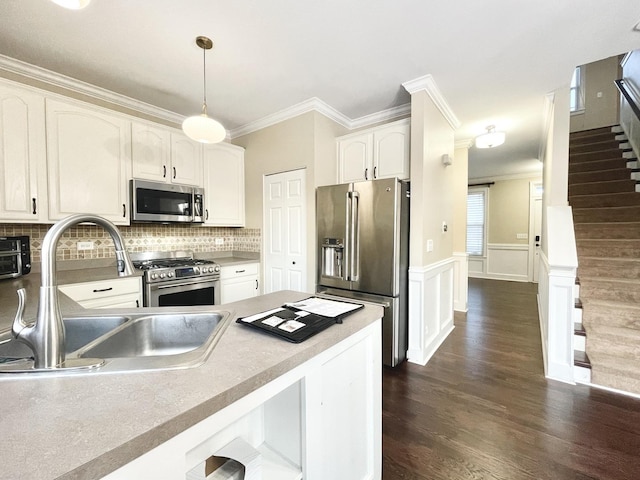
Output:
[{"xmin": 0, "ymin": 290, "xmax": 382, "ymax": 480}]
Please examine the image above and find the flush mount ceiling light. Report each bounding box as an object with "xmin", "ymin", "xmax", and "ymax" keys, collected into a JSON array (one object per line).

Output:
[
  {"xmin": 50, "ymin": 0, "xmax": 91, "ymax": 9},
  {"xmin": 182, "ymin": 36, "xmax": 226, "ymax": 144},
  {"xmin": 475, "ymin": 125, "xmax": 506, "ymax": 149}
]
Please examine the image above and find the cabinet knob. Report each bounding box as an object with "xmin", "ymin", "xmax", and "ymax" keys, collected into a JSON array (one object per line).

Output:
[{"xmin": 292, "ymin": 261, "xmax": 296, "ymax": 265}]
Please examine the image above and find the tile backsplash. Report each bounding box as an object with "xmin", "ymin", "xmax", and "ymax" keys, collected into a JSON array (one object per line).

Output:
[{"xmin": 0, "ymin": 224, "xmax": 261, "ymax": 263}]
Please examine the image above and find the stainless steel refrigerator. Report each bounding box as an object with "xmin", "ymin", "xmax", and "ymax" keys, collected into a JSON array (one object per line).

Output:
[{"xmin": 316, "ymin": 177, "xmax": 409, "ymax": 367}]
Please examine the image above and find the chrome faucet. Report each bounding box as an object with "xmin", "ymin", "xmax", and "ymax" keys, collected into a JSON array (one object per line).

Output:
[{"xmin": 12, "ymin": 214, "xmax": 135, "ymax": 370}]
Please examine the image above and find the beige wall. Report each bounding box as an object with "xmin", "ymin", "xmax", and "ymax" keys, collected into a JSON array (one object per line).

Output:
[
  {"xmin": 570, "ymin": 55, "xmax": 622, "ymax": 132},
  {"xmin": 233, "ymin": 111, "xmax": 348, "ymax": 291},
  {"xmin": 452, "ymin": 146, "xmax": 469, "ymax": 253},
  {"xmin": 487, "ymin": 176, "xmax": 541, "ymax": 245},
  {"xmin": 408, "ymin": 90, "xmax": 455, "ymax": 267}
]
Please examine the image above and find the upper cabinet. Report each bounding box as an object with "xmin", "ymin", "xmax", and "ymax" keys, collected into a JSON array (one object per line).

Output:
[
  {"xmin": 45, "ymin": 98, "xmax": 132, "ymax": 225},
  {"xmin": 131, "ymin": 122, "xmax": 171, "ymax": 182},
  {"xmin": 202, "ymin": 143, "xmax": 245, "ymax": 227},
  {"xmin": 0, "ymin": 82, "xmax": 48, "ymax": 222},
  {"xmin": 132, "ymin": 124, "xmax": 203, "ymax": 187},
  {"xmin": 337, "ymin": 118, "xmax": 410, "ymax": 183},
  {"xmin": 170, "ymin": 132, "xmax": 203, "ymax": 186}
]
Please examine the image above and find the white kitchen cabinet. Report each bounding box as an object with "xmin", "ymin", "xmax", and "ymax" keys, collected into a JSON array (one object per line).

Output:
[
  {"xmin": 220, "ymin": 263, "xmax": 259, "ymax": 303},
  {"xmin": 202, "ymin": 142, "xmax": 245, "ymax": 226},
  {"xmin": 58, "ymin": 276, "xmax": 142, "ymax": 309},
  {"xmin": 102, "ymin": 317, "xmax": 382, "ymax": 480},
  {"xmin": 0, "ymin": 81, "xmax": 48, "ymax": 222},
  {"xmin": 337, "ymin": 118, "xmax": 410, "ymax": 183},
  {"xmin": 132, "ymin": 125, "xmax": 203, "ymax": 187},
  {"xmin": 45, "ymin": 98, "xmax": 132, "ymax": 225},
  {"xmin": 170, "ymin": 131, "xmax": 203, "ymax": 186},
  {"xmin": 131, "ymin": 122, "xmax": 171, "ymax": 183}
]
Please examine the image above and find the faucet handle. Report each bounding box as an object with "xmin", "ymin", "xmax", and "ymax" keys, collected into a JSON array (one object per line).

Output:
[{"xmin": 12, "ymin": 288, "xmax": 28, "ymax": 338}]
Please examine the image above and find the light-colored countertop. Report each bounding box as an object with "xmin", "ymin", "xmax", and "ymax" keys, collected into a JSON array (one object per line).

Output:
[{"xmin": 0, "ymin": 290, "xmax": 382, "ymax": 480}]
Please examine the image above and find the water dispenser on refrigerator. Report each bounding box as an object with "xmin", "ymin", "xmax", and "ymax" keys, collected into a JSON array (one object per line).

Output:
[{"xmin": 321, "ymin": 238, "xmax": 344, "ymax": 279}]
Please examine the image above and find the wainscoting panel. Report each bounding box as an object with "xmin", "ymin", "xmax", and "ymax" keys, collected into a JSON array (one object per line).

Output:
[
  {"xmin": 453, "ymin": 252, "xmax": 468, "ymax": 312},
  {"xmin": 469, "ymin": 244, "xmax": 529, "ymax": 282},
  {"xmin": 407, "ymin": 258, "xmax": 455, "ymax": 366}
]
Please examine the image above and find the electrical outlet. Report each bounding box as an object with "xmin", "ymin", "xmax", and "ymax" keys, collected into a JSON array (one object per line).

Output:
[
  {"xmin": 427, "ymin": 239, "xmax": 433, "ymax": 252},
  {"xmin": 215, "ymin": 238, "xmax": 224, "ymax": 246},
  {"xmin": 77, "ymin": 241, "xmax": 94, "ymax": 250}
]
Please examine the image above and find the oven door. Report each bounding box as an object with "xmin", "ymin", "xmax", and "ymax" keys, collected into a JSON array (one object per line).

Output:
[{"xmin": 146, "ymin": 277, "xmax": 221, "ymax": 307}]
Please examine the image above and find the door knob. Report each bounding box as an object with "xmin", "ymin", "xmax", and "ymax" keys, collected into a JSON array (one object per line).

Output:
[{"xmin": 292, "ymin": 261, "xmax": 296, "ymax": 265}]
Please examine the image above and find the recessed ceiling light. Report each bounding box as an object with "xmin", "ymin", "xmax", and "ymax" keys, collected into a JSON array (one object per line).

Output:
[{"xmin": 50, "ymin": 0, "xmax": 91, "ymax": 10}]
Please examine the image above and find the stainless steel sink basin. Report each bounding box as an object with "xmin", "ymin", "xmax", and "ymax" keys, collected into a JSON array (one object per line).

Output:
[
  {"xmin": 0, "ymin": 315, "xmax": 129, "ymax": 361},
  {"xmin": 0, "ymin": 310, "xmax": 232, "ymax": 375},
  {"xmin": 79, "ymin": 313, "xmax": 224, "ymax": 358}
]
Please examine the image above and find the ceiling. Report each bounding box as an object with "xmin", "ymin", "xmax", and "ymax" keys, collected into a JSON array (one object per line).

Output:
[{"xmin": 1, "ymin": 0, "xmax": 639, "ymax": 179}]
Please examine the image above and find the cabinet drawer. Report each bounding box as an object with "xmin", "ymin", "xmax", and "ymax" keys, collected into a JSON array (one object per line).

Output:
[
  {"xmin": 220, "ymin": 263, "xmax": 259, "ymax": 280},
  {"xmin": 59, "ymin": 277, "xmax": 141, "ymax": 302}
]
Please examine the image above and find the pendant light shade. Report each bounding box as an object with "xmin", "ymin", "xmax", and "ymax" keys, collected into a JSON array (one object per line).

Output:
[
  {"xmin": 51, "ymin": 0, "xmax": 91, "ymax": 9},
  {"xmin": 475, "ymin": 125, "xmax": 506, "ymax": 149},
  {"xmin": 182, "ymin": 36, "xmax": 226, "ymax": 144}
]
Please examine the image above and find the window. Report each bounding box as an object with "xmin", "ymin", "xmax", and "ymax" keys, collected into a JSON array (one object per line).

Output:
[
  {"xmin": 570, "ymin": 66, "xmax": 584, "ymax": 113},
  {"xmin": 467, "ymin": 189, "xmax": 487, "ymax": 256}
]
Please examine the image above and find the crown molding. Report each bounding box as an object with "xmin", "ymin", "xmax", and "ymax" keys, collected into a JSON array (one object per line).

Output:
[
  {"xmin": 469, "ymin": 171, "xmax": 543, "ymax": 184},
  {"xmin": 229, "ymin": 98, "xmax": 411, "ymax": 139},
  {"xmin": 0, "ymin": 54, "xmax": 184, "ymax": 125},
  {"xmin": 0, "ymin": 53, "xmax": 411, "ymax": 139},
  {"xmin": 402, "ymin": 74, "xmax": 461, "ymax": 130},
  {"xmin": 455, "ymin": 138, "xmax": 473, "ymax": 150}
]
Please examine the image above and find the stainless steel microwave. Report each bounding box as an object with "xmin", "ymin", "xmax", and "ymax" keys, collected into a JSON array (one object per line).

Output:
[
  {"xmin": 0, "ymin": 236, "xmax": 31, "ymax": 280},
  {"xmin": 130, "ymin": 179, "xmax": 204, "ymax": 224}
]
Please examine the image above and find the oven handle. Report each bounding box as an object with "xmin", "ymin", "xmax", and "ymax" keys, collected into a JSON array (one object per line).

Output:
[{"xmin": 152, "ymin": 279, "xmax": 219, "ymax": 290}]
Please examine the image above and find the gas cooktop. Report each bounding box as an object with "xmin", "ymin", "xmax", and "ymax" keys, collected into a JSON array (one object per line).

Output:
[{"xmin": 130, "ymin": 251, "xmax": 220, "ymax": 283}]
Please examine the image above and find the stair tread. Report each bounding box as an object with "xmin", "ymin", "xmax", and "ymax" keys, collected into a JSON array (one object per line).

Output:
[
  {"xmin": 580, "ymin": 276, "xmax": 640, "ymax": 285},
  {"xmin": 574, "ymin": 322, "xmax": 586, "ymax": 336},
  {"xmin": 580, "ymin": 255, "xmax": 640, "ymax": 262},
  {"xmin": 582, "ymin": 298, "xmax": 640, "ymax": 309},
  {"xmin": 574, "ymin": 350, "xmax": 592, "ymax": 368}
]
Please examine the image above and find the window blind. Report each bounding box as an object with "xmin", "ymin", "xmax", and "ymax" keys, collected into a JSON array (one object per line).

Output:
[{"xmin": 467, "ymin": 190, "xmax": 486, "ymax": 256}]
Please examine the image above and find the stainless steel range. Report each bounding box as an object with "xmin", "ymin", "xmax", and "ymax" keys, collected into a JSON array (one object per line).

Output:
[{"xmin": 131, "ymin": 251, "xmax": 221, "ymax": 307}]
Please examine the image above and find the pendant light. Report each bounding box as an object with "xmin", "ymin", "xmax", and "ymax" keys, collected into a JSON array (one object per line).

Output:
[
  {"xmin": 50, "ymin": 0, "xmax": 91, "ymax": 9},
  {"xmin": 182, "ymin": 36, "xmax": 226, "ymax": 144},
  {"xmin": 475, "ymin": 125, "xmax": 506, "ymax": 149}
]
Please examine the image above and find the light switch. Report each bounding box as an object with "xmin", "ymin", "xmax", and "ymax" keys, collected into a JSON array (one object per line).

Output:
[{"xmin": 427, "ymin": 239, "xmax": 433, "ymax": 252}]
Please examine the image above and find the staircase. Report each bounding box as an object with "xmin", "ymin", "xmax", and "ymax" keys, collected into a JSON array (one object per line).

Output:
[{"xmin": 569, "ymin": 125, "xmax": 640, "ymax": 395}]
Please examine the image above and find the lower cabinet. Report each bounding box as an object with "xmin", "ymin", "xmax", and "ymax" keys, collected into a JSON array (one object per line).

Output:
[
  {"xmin": 58, "ymin": 277, "xmax": 142, "ymax": 309},
  {"xmin": 102, "ymin": 319, "xmax": 382, "ymax": 480},
  {"xmin": 220, "ymin": 263, "xmax": 260, "ymax": 303}
]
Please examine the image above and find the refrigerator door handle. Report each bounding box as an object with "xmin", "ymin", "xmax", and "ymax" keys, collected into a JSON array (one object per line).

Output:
[
  {"xmin": 350, "ymin": 191, "xmax": 359, "ymax": 282},
  {"xmin": 344, "ymin": 191, "xmax": 352, "ymax": 282}
]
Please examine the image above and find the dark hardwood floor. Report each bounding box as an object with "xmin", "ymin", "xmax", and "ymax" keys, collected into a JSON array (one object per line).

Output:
[{"xmin": 382, "ymin": 278, "xmax": 640, "ymax": 480}]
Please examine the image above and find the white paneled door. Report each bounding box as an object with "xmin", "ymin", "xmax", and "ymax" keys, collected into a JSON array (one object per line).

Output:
[{"xmin": 263, "ymin": 169, "xmax": 306, "ymax": 293}]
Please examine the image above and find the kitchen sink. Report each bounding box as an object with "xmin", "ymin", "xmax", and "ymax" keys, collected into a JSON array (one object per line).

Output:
[{"xmin": 0, "ymin": 310, "xmax": 232, "ymax": 375}]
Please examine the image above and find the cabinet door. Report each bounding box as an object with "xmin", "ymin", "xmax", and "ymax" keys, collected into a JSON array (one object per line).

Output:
[
  {"xmin": 170, "ymin": 132, "xmax": 202, "ymax": 186},
  {"xmin": 337, "ymin": 132, "xmax": 373, "ymax": 183},
  {"xmin": 131, "ymin": 122, "xmax": 170, "ymax": 182},
  {"xmin": 46, "ymin": 99, "xmax": 131, "ymax": 224},
  {"xmin": 373, "ymin": 120, "xmax": 410, "ymax": 180},
  {"xmin": 0, "ymin": 82, "xmax": 48, "ymax": 222},
  {"xmin": 304, "ymin": 328, "xmax": 382, "ymax": 479},
  {"xmin": 203, "ymin": 143, "xmax": 245, "ymax": 226},
  {"xmin": 221, "ymin": 276, "xmax": 259, "ymax": 303}
]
